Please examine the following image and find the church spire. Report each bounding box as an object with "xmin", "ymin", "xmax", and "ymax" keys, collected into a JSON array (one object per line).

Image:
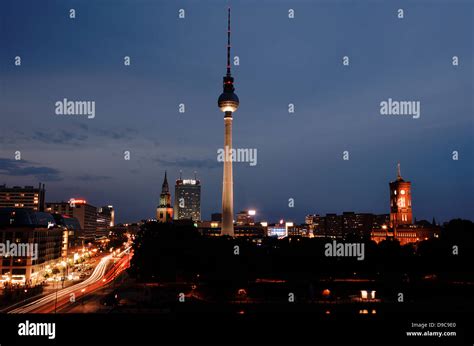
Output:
[
  {"xmin": 162, "ymin": 171, "xmax": 169, "ymax": 193},
  {"xmin": 157, "ymin": 171, "xmax": 173, "ymax": 222},
  {"xmin": 397, "ymin": 163, "xmax": 402, "ymax": 181}
]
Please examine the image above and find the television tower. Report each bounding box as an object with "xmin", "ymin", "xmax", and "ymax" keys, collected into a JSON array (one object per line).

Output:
[{"xmin": 218, "ymin": 8, "xmax": 239, "ymax": 236}]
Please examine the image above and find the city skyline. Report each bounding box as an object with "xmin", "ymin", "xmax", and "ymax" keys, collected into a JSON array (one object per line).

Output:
[
  {"xmin": 0, "ymin": 2, "xmax": 472, "ymax": 345},
  {"xmin": 0, "ymin": 162, "xmax": 466, "ymax": 226},
  {"xmin": 0, "ymin": 1, "xmax": 472, "ymax": 224}
]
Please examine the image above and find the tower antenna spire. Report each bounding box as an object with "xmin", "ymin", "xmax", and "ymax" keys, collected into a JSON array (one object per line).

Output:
[
  {"xmin": 226, "ymin": 7, "xmax": 231, "ymax": 76},
  {"xmin": 397, "ymin": 163, "xmax": 402, "ymax": 180}
]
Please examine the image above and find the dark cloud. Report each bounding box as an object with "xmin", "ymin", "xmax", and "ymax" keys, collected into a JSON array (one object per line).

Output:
[
  {"xmin": 0, "ymin": 158, "xmax": 62, "ymax": 181},
  {"xmin": 76, "ymin": 174, "xmax": 112, "ymax": 182},
  {"xmin": 32, "ymin": 130, "xmax": 88, "ymax": 144},
  {"xmin": 1, "ymin": 125, "xmax": 139, "ymax": 146},
  {"xmin": 156, "ymin": 157, "xmax": 220, "ymax": 169},
  {"xmin": 78, "ymin": 124, "xmax": 138, "ymax": 140}
]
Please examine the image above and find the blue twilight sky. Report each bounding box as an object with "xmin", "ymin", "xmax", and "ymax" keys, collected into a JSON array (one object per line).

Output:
[{"xmin": 0, "ymin": 0, "xmax": 473, "ymax": 224}]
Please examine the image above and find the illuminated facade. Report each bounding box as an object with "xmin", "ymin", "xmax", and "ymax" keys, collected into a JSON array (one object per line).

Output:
[
  {"xmin": 0, "ymin": 208, "xmax": 63, "ymax": 286},
  {"xmin": 218, "ymin": 8, "xmax": 239, "ymax": 236},
  {"xmin": 236, "ymin": 210, "xmax": 255, "ymax": 225},
  {"xmin": 371, "ymin": 224, "xmax": 440, "ymax": 246},
  {"xmin": 98, "ymin": 205, "xmax": 115, "ymax": 227},
  {"xmin": 389, "ymin": 164, "xmax": 413, "ymax": 228},
  {"xmin": 371, "ymin": 165, "xmax": 438, "ymax": 244},
  {"xmin": 52, "ymin": 213, "xmax": 83, "ymax": 255},
  {"xmin": 97, "ymin": 205, "xmax": 115, "ymax": 237},
  {"xmin": 46, "ymin": 199, "xmax": 97, "ymax": 240},
  {"xmin": 0, "ymin": 184, "xmax": 45, "ymax": 212},
  {"xmin": 174, "ymin": 178, "xmax": 201, "ymax": 221},
  {"xmin": 156, "ymin": 172, "xmax": 173, "ymax": 223},
  {"xmin": 267, "ymin": 224, "xmax": 287, "ymax": 238}
]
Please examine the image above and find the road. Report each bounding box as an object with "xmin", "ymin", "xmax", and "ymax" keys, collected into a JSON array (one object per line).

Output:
[{"xmin": 9, "ymin": 247, "xmax": 132, "ymax": 313}]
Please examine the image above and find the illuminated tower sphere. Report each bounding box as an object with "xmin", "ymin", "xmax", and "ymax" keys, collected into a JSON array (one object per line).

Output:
[
  {"xmin": 389, "ymin": 163, "xmax": 413, "ymax": 228},
  {"xmin": 218, "ymin": 8, "xmax": 239, "ymax": 236},
  {"xmin": 157, "ymin": 171, "xmax": 173, "ymax": 222}
]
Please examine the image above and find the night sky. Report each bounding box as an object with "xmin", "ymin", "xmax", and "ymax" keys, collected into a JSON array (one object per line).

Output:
[{"xmin": 1, "ymin": 0, "xmax": 472, "ymax": 224}]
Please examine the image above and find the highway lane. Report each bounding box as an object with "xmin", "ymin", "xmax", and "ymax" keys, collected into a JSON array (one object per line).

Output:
[{"xmin": 9, "ymin": 247, "xmax": 132, "ymax": 314}]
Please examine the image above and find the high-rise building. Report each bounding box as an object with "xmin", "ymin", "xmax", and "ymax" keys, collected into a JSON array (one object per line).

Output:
[
  {"xmin": 0, "ymin": 184, "xmax": 45, "ymax": 211},
  {"xmin": 325, "ymin": 213, "xmax": 343, "ymax": 238},
  {"xmin": 313, "ymin": 215, "xmax": 326, "ymax": 235},
  {"xmin": 305, "ymin": 214, "xmax": 316, "ymax": 225},
  {"xmin": 174, "ymin": 177, "xmax": 201, "ymax": 221},
  {"xmin": 236, "ymin": 210, "xmax": 255, "ymax": 225},
  {"xmin": 218, "ymin": 8, "xmax": 239, "ymax": 237},
  {"xmin": 98, "ymin": 205, "xmax": 115, "ymax": 227},
  {"xmin": 156, "ymin": 172, "xmax": 173, "ymax": 222},
  {"xmin": 342, "ymin": 212, "xmax": 358, "ymax": 234},
  {"xmin": 46, "ymin": 199, "xmax": 97, "ymax": 240},
  {"xmin": 342, "ymin": 212, "xmax": 375, "ymax": 238},
  {"xmin": 51, "ymin": 213, "xmax": 83, "ymax": 255},
  {"xmin": 97, "ymin": 205, "xmax": 115, "ymax": 237},
  {"xmin": 389, "ymin": 164, "xmax": 413, "ymax": 228}
]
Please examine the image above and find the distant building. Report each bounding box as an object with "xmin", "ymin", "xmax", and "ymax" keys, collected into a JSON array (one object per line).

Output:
[
  {"xmin": 342, "ymin": 212, "xmax": 375, "ymax": 238},
  {"xmin": 0, "ymin": 184, "xmax": 45, "ymax": 211},
  {"xmin": 0, "ymin": 208, "xmax": 63, "ymax": 286},
  {"xmin": 234, "ymin": 224, "xmax": 265, "ymax": 237},
  {"xmin": 51, "ymin": 214, "xmax": 83, "ymax": 256},
  {"xmin": 312, "ymin": 215, "xmax": 326, "ymax": 234},
  {"xmin": 174, "ymin": 177, "xmax": 201, "ymax": 221},
  {"xmin": 236, "ymin": 210, "xmax": 255, "ymax": 225},
  {"xmin": 325, "ymin": 213, "xmax": 343, "ymax": 238},
  {"xmin": 197, "ymin": 220, "xmax": 264, "ymax": 238},
  {"xmin": 389, "ymin": 164, "xmax": 413, "ymax": 227},
  {"xmin": 342, "ymin": 212, "xmax": 358, "ymax": 234},
  {"xmin": 97, "ymin": 205, "xmax": 115, "ymax": 237},
  {"xmin": 157, "ymin": 172, "xmax": 173, "ymax": 223},
  {"xmin": 196, "ymin": 220, "xmax": 221, "ymax": 236},
  {"xmin": 46, "ymin": 199, "xmax": 97, "ymax": 241},
  {"xmin": 371, "ymin": 166, "xmax": 436, "ymax": 245},
  {"xmin": 98, "ymin": 206, "xmax": 115, "ymax": 227},
  {"xmin": 305, "ymin": 214, "xmax": 316, "ymax": 225},
  {"xmin": 309, "ymin": 212, "xmax": 387, "ymax": 239},
  {"xmin": 287, "ymin": 224, "xmax": 310, "ymax": 237},
  {"xmin": 371, "ymin": 224, "xmax": 440, "ymax": 246},
  {"xmin": 267, "ymin": 222, "xmax": 293, "ymax": 238}
]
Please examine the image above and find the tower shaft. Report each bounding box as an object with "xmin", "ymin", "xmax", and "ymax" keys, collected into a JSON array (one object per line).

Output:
[
  {"xmin": 221, "ymin": 114, "xmax": 234, "ymax": 236},
  {"xmin": 218, "ymin": 8, "xmax": 238, "ymax": 237}
]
